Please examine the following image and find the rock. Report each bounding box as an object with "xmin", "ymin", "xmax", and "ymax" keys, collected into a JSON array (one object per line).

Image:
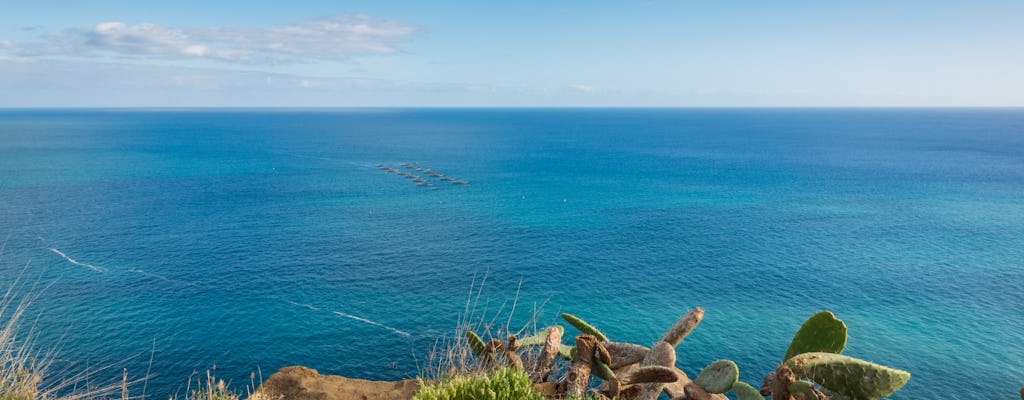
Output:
[{"xmin": 252, "ymin": 366, "xmax": 419, "ymax": 400}]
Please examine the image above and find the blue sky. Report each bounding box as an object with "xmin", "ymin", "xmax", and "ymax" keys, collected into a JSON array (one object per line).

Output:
[{"xmin": 1, "ymin": 0, "xmax": 1022, "ymax": 107}]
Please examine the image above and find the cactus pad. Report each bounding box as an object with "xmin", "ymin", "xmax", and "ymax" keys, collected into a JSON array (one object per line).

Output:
[
  {"xmin": 788, "ymin": 380, "xmax": 817, "ymax": 399},
  {"xmin": 558, "ymin": 344, "xmax": 576, "ymax": 361},
  {"xmin": 604, "ymin": 341, "xmax": 649, "ymax": 368},
  {"xmin": 465, "ymin": 330, "xmax": 487, "ymax": 357},
  {"xmin": 592, "ymin": 359, "xmax": 617, "ymax": 382},
  {"xmin": 561, "ymin": 313, "xmax": 609, "ymax": 342},
  {"xmin": 731, "ymin": 381, "xmax": 765, "ymax": 400},
  {"xmin": 517, "ymin": 325, "xmax": 564, "ymax": 347},
  {"xmin": 784, "ymin": 311, "xmax": 848, "ymax": 362},
  {"xmin": 787, "ymin": 352, "xmax": 910, "ymax": 399},
  {"xmin": 694, "ymin": 359, "xmax": 739, "ymax": 394},
  {"xmin": 659, "ymin": 307, "xmax": 704, "ymax": 347},
  {"xmin": 620, "ymin": 366, "xmax": 677, "ymax": 385}
]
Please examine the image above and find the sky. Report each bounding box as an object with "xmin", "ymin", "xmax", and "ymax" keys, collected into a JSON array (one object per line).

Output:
[{"xmin": 1, "ymin": 0, "xmax": 1022, "ymax": 107}]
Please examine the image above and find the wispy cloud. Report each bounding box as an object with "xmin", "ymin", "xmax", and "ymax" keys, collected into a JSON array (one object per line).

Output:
[
  {"xmin": 4, "ymin": 14, "xmax": 417, "ymax": 63},
  {"xmin": 0, "ymin": 58, "xmax": 633, "ymax": 106}
]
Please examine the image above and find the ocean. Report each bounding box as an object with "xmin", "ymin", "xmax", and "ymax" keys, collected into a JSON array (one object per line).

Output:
[{"xmin": 0, "ymin": 108, "xmax": 1021, "ymax": 399}]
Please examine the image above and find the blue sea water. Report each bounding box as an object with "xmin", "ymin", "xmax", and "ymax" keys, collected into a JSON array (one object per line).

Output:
[{"xmin": 0, "ymin": 108, "xmax": 1022, "ymax": 399}]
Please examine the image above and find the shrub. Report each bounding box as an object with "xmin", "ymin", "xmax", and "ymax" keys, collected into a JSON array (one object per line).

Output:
[{"xmin": 413, "ymin": 367, "xmax": 542, "ymax": 400}]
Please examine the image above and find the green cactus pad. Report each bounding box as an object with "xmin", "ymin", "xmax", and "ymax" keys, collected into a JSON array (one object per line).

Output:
[
  {"xmin": 517, "ymin": 325, "xmax": 564, "ymax": 347},
  {"xmin": 560, "ymin": 313, "xmax": 609, "ymax": 342},
  {"xmin": 788, "ymin": 380, "xmax": 817, "ymax": 399},
  {"xmin": 465, "ymin": 330, "xmax": 487, "ymax": 357},
  {"xmin": 694, "ymin": 359, "xmax": 739, "ymax": 394},
  {"xmin": 784, "ymin": 311, "xmax": 848, "ymax": 362},
  {"xmin": 557, "ymin": 344, "xmax": 576, "ymax": 361},
  {"xmin": 731, "ymin": 381, "xmax": 765, "ymax": 400},
  {"xmin": 592, "ymin": 359, "xmax": 617, "ymax": 382},
  {"xmin": 621, "ymin": 366, "xmax": 678, "ymax": 385},
  {"xmin": 787, "ymin": 352, "xmax": 910, "ymax": 399}
]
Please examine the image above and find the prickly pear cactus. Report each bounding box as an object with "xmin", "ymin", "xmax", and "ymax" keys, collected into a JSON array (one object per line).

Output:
[
  {"xmin": 561, "ymin": 313, "xmax": 609, "ymax": 342},
  {"xmin": 558, "ymin": 344, "xmax": 576, "ymax": 361},
  {"xmin": 694, "ymin": 359, "xmax": 739, "ymax": 394},
  {"xmin": 731, "ymin": 381, "xmax": 765, "ymax": 400},
  {"xmin": 788, "ymin": 380, "xmax": 817, "ymax": 400},
  {"xmin": 592, "ymin": 359, "xmax": 617, "ymax": 382},
  {"xmin": 787, "ymin": 352, "xmax": 910, "ymax": 399},
  {"xmin": 620, "ymin": 366, "xmax": 678, "ymax": 385},
  {"xmin": 517, "ymin": 325, "xmax": 564, "ymax": 347},
  {"xmin": 603, "ymin": 342, "xmax": 649, "ymax": 368},
  {"xmin": 465, "ymin": 330, "xmax": 487, "ymax": 357},
  {"xmin": 784, "ymin": 311, "xmax": 848, "ymax": 361}
]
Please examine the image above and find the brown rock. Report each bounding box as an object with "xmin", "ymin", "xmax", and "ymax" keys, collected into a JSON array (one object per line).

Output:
[{"xmin": 252, "ymin": 366, "xmax": 419, "ymax": 400}]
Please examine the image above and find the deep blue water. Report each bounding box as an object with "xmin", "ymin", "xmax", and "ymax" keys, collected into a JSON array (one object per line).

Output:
[{"xmin": 0, "ymin": 109, "xmax": 1022, "ymax": 399}]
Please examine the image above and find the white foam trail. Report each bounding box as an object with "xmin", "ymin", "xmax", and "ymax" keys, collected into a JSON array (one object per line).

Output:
[
  {"xmin": 332, "ymin": 311, "xmax": 412, "ymax": 338},
  {"xmin": 48, "ymin": 248, "xmax": 106, "ymax": 272},
  {"xmin": 285, "ymin": 300, "xmax": 320, "ymax": 311}
]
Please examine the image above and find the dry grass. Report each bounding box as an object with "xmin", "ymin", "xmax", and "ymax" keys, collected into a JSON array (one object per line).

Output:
[
  {"xmin": 417, "ymin": 275, "xmax": 562, "ymax": 382},
  {"xmin": 171, "ymin": 369, "xmax": 247, "ymax": 400},
  {"xmin": 0, "ymin": 263, "xmax": 141, "ymax": 400}
]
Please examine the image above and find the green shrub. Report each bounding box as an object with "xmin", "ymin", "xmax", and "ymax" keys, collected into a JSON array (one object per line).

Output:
[{"xmin": 413, "ymin": 367, "xmax": 542, "ymax": 400}]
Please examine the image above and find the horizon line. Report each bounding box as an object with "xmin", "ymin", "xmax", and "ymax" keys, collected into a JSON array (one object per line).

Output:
[{"xmin": 2, "ymin": 105, "xmax": 1023, "ymax": 111}]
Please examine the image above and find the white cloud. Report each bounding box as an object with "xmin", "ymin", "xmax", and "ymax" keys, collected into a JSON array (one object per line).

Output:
[
  {"xmin": 4, "ymin": 14, "xmax": 417, "ymax": 63},
  {"xmin": 0, "ymin": 40, "xmax": 13, "ymax": 49}
]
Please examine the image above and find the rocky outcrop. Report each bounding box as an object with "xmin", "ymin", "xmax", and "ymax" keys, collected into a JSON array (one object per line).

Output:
[{"xmin": 253, "ymin": 366, "xmax": 419, "ymax": 400}]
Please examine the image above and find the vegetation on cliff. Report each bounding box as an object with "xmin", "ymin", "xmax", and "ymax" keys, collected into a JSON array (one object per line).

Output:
[{"xmin": 446, "ymin": 309, "xmax": 911, "ymax": 400}]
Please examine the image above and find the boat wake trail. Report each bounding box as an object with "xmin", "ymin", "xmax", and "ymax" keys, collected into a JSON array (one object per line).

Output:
[
  {"xmin": 285, "ymin": 300, "xmax": 320, "ymax": 311},
  {"xmin": 48, "ymin": 248, "xmax": 106, "ymax": 272},
  {"xmin": 332, "ymin": 311, "xmax": 412, "ymax": 338}
]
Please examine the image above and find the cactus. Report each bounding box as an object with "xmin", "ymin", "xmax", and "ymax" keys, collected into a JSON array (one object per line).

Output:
[
  {"xmin": 603, "ymin": 341, "xmax": 649, "ymax": 368},
  {"xmin": 784, "ymin": 311, "xmax": 848, "ymax": 362},
  {"xmin": 694, "ymin": 359, "xmax": 739, "ymax": 394},
  {"xmin": 517, "ymin": 325, "xmax": 564, "ymax": 347},
  {"xmin": 465, "ymin": 330, "xmax": 487, "ymax": 357},
  {"xmin": 592, "ymin": 359, "xmax": 617, "ymax": 382},
  {"xmin": 620, "ymin": 366, "xmax": 678, "ymax": 385},
  {"xmin": 659, "ymin": 307, "xmax": 704, "ymax": 347},
  {"xmin": 788, "ymin": 380, "xmax": 817, "ymax": 399},
  {"xmin": 561, "ymin": 313, "xmax": 609, "ymax": 342},
  {"xmin": 636, "ymin": 342, "xmax": 676, "ymax": 400},
  {"xmin": 558, "ymin": 344, "xmax": 576, "ymax": 361},
  {"xmin": 787, "ymin": 352, "xmax": 910, "ymax": 399},
  {"xmin": 731, "ymin": 381, "xmax": 765, "ymax": 400}
]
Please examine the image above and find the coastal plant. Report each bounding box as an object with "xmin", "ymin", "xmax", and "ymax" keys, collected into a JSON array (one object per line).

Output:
[
  {"xmin": 412, "ymin": 367, "xmax": 543, "ymax": 400},
  {"xmin": 761, "ymin": 311, "xmax": 910, "ymax": 400},
  {"xmin": 176, "ymin": 369, "xmax": 242, "ymax": 400},
  {"xmin": 456, "ymin": 307, "xmax": 912, "ymax": 400},
  {"xmin": 0, "ymin": 266, "xmax": 137, "ymax": 400}
]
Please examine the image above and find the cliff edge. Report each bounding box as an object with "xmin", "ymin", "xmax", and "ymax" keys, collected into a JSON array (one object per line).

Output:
[{"xmin": 253, "ymin": 366, "xmax": 419, "ymax": 400}]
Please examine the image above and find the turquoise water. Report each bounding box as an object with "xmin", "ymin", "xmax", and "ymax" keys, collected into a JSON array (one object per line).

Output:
[{"xmin": 0, "ymin": 109, "xmax": 1021, "ymax": 398}]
